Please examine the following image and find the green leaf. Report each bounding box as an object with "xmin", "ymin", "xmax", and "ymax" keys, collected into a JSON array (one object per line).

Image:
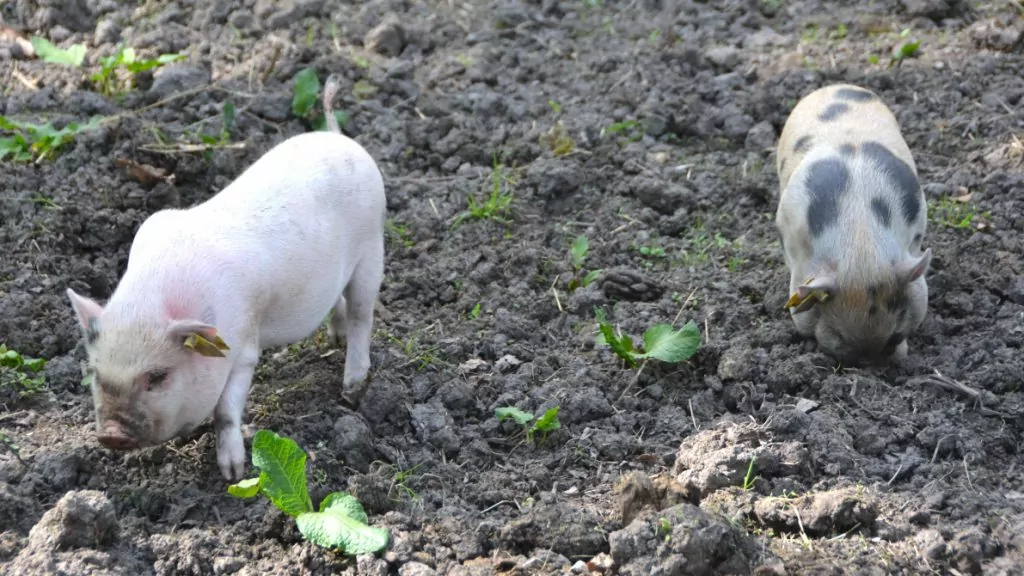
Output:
[
  {"xmin": 352, "ymin": 79, "xmax": 378, "ymax": 100},
  {"xmin": 222, "ymin": 101, "xmax": 236, "ymax": 134},
  {"xmin": 570, "ymin": 235, "xmax": 589, "ymax": 269},
  {"xmin": 635, "ymin": 321, "xmax": 701, "ymax": 363},
  {"xmin": 892, "ymin": 40, "xmax": 921, "ymax": 60},
  {"xmin": 495, "ymin": 407, "xmax": 533, "ymax": 426},
  {"xmin": 532, "ymin": 406, "xmax": 561, "ymax": 434},
  {"xmin": 30, "ymin": 36, "xmax": 86, "ymax": 67},
  {"xmin": 313, "ymin": 110, "xmax": 349, "ymax": 132},
  {"xmin": 250, "ymin": 430, "xmax": 313, "ymax": 517},
  {"xmin": 227, "ymin": 476, "xmax": 263, "ymax": 498},
  {"xmin": 292, "ymin": 68, "xmax": 321, "ymax": 118},
  {"xmin": 125, "ymin": 53, "xmax": 185, "ymax": 74},
  {"xmin": 295, "ymin": 493, "xmax": 390, "ymax": 555},
  {"xmin": 582, "ymin": 269, "xmax": 602, "ymax": 287}
]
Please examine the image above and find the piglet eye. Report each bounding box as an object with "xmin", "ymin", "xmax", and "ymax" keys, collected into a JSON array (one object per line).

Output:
[{"xmin": 147, "ymin": 369, "xmax": 169, "ymax": 388}]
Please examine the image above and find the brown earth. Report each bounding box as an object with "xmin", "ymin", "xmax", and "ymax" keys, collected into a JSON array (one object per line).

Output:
[{"xmin": 1, "ymin": 0, "xmax": 1023, "ymax": 574}]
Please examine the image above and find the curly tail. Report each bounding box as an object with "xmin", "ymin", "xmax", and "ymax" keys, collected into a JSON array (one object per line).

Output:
[{"xmin": 323, "ymin": 74, "xmax": 342, "ymax": 135}]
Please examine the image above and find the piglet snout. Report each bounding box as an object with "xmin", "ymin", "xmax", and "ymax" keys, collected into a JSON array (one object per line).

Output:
[{"xmin": 97, "ymin": 421, "xmax": 138, "ymax": 451}]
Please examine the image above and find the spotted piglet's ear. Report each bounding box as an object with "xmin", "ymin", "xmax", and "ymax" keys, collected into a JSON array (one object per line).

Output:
[
  {"xmin": 785, "ymin": 275, "xmax": 837, "ymax": 314},
  {"xmin": 894, "ymin": 248, "xmax": 932, "ymax": 286},
  {"xmin": 167, "ymin": 319, "xmax": 231, "ymax": 358}
]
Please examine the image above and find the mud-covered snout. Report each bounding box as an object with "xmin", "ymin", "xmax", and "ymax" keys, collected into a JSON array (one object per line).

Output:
[
  {"xmin": 818, "ymin": 329, "xmax": 908, "ymax": 367},
  {"xmin": 96, "ymin": 420, "xmax": 140, "ymax": 450}
]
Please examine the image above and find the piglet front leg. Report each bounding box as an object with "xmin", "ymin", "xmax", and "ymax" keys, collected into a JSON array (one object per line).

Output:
[{"xmin": 215, "ymin": 345, "xmax": 260, "ymax": 481}]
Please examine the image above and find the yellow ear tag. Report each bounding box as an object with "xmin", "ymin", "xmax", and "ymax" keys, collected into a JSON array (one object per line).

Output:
[
  {"xmin": 183, "ymin": 333, "xmax": 231, "ymax": 358},
  {"xmin": 784, "ymin": 289, "xmax": 830, "ymax": 309}
]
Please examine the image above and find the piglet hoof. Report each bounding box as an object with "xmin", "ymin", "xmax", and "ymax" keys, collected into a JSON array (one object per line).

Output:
[
  {"xmin": 216, "ymin": 426, "xmax": 246, "ymax": 481},
  {"xmin": 600, "ymin": 269, "xmax": 665, "ymax": 302},
  {"xmin": 341, "ymin": 376, "xmax": 371, "ymax": 409}
]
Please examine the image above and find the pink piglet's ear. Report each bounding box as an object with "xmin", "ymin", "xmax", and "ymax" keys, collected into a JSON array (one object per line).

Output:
[
  {"xmin": 167, "ymin": 320, "xmax": 231, "ymax": 358},
  {"xmin": 66, "ymin": 288, "xmax": 103, "ymax": 342}
]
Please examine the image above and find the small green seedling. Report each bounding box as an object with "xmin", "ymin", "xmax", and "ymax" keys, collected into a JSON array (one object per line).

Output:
[
  {"xmin": 0, "ymin": 345, "xmax": 47, "ymax": 398},
  {"xmin": 567, "ymin": 235, "xmax": 603, "ymax": 292},
  {"xmin": 468, "ymin": 302, "xmax": 482, "ymax": 319},
  {"xmin": 602, "ymin": 119, "xmax": 644, "ymax": 144},
  {"xmin": 228, "ymin": 430, "xmax": 390, "ymax": 555},
  {"xmin": 742, "ymin": 455, "xmax": 758, "ymax": 491},
  {"xmin": 451, "ymin": 154, "xmax": 515, "ymax": 228},
  {"xmin": 0, "ymin": 115, "xmax": 104, "ymax": 162},
  {"xmin": 30, "ymin": 36, "xmax": 86, "ymax": 66},
  {"xmin": 890, "ymin": 29, "xmax": 921, "ymax": 65},
  {"xmin": 657, "ymin": 517, "xmax": 672, "ymax": 541},
  {"xmin": 928, "ymin": 195, "xmax": 988, "ymax": 230},
  {"xmin": 199, "ymin": 101, "xmax": 235, "ymax": 146},
  {"xmin": 495, "ymin": 406, "xmax": 562, "ymax": 446},
  {"xmin": 539, "ymin": 121, "xmax": 574, "ymax": 156},
  {"xmin": 91, "ymin": 45, "xmax": 185, "ymax": 97},
  {"xmin": 291, "ymin": 68, "xmax": 349, "ymax": 132},
  {"xmin": 593, "ymin": 308, "xmax": 701, "ymax": 369}
]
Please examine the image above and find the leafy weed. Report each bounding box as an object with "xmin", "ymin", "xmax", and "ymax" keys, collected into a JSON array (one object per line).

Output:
[
  {"xmin": 593, "ymin": 308, "xmax": 701, "ymax": 369},
  {"xmin": 91, "ymin": 46, "xmax": 185, "ymax": 97},
  {"xmin": 495, "ymin": 406, "xmax": 562, "ymax": 446},
  {"xmin": 0, "ymin": 344, "xmax": 47, "ymax": 398},
  {"xmin": 0, "ymin": 115, "xmax": 104, "ymax": 162},
  {"xmin": 228, "ymin": 430, "xmax": 390, "ymax": 555},
  {"xmin": 566, "ymin": 235, "xmax": 603, "ymax": 292}
]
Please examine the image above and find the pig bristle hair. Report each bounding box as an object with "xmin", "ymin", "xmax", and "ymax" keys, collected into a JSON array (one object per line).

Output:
[{"xmin": 323, "ymin": 75, "xmax": 342, "ymax": 135}]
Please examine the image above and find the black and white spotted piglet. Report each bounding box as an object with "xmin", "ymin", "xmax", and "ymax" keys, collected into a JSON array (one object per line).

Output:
[{"xmin": 775, "ymin": 83, "xmax": 932, "ymax": 365}]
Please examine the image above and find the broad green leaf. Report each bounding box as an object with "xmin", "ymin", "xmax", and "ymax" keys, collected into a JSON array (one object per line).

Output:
[
  {"xmin": 582, "ymin": 269, "xmax": 602, "ymax": 287},
  {"xmin": 291, "ymin": 68, "xmax": 321, "ymax": 118},
  {"xmin": 495, "ymin": 407, "xmax": 533, "ymax": 426},
  {"xmin": 636, "ymin": 321, "xmax": 701, "ymax": 364},
  {"xmin": 30, "ymin": 36, "xmax": 86, "ymax": 67},
  {"xmin": 227, "ymin": 476, "xmax": 262, "ymax": 498},
  {"xmin": 318, "ymin": 491, "xmax": 368, "ymax": 522},
  {"xmin": 251, "ymin": 430, "xmax": 313, "ymax": 517},
  {"xmin": 532, "ymin": 407, "xmax": 561, "ymax": 434},
  {"xmin": 295, "ymin": 494, "xmax": 390, "ymax": 555},
  {"xmin": 570, "ymin": 235, "xmax": 589, "ymax": 269}
]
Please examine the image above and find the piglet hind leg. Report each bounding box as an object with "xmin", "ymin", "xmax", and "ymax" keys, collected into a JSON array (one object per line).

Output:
[
  {"xmin": 214, "ymin": 345, "xmax": 260, "ymax": 481},
  {"xmin": 341, "ymin": 245, "xmax": 384, "ymax": 405},
  {"xmin": 326, "ymin": 295, "xmax": 348, "ymax": 348}
]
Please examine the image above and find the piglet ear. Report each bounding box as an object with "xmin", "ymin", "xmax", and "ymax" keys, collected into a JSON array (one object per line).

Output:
[
  {"xmin": 66, "ymin": 288, "xmax": 103, "ymax": 341},
  {"xmin": 895, "ymin": 248, "xmax": 932, "ymax": 285},
  {"xmin": 167, "ymin": 320, "xmax": 231, "ymax": 358},
  {"xmin": 785, "ymin": 275, "xmax": 837, "ymax": 314}
]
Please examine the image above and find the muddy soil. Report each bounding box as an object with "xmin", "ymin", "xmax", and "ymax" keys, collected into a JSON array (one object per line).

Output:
[{"xmin": 2, "ymin": 0, "xmax": 1023, "ymax": 574}]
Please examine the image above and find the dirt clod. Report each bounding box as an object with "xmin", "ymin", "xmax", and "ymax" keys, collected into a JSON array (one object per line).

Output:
[{"xmin": 28, "ymin": 490, "xmax": 118, "ymax": 551}]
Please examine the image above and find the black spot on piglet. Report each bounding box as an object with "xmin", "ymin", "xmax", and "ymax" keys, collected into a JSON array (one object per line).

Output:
[
  {"xmin": 835, "ymin": 87, "xmax": 876, "ymax": 102},
  {"xmin": 819, "ymin": 103, "xmax": 850, "ymax": 122},
  {"xmin": 794, "ymin": 135, "xmax": 812, "ymax": 153},
  {"xmin": 870, "ymin": 197, "xmax": 891, "ymax": 228},
  {"xmin": 805, "ymin": 157, "xmax": 850, "ymax": 237},
  {"xmin": 861, "ymin": 141, "xmax": 921, "ymax": 224}
]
